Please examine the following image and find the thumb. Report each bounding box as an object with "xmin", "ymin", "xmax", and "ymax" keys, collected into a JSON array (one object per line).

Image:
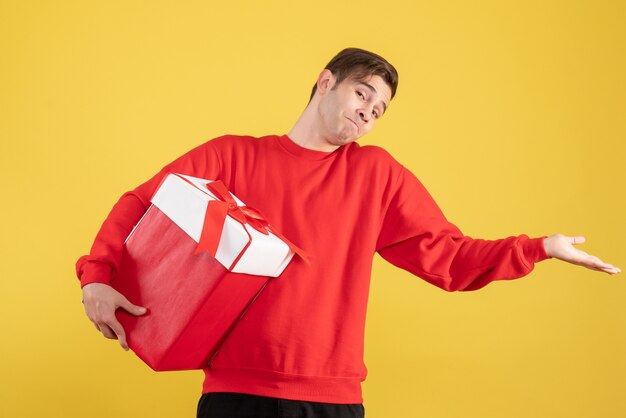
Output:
[
  {"xmin": 570, "ymin": 236, "xmax": 586, "ymax": 245},
  {"xmin": 119, "ymin": 297, "xmax": 147, "ymax": 316}
]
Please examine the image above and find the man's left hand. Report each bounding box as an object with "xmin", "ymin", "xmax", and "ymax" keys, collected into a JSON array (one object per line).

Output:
[{"xmin": 544, "ymin": 234, "xmax": 621, "ymax": 275}]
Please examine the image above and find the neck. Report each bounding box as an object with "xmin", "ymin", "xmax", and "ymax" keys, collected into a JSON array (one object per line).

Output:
[{"xmin": 287, "ymin": 102, "xmax": 340, "ymax": 153}]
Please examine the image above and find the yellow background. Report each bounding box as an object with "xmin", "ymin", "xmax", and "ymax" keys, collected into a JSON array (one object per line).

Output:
[{"xmin": 1, "ymin": 1, "xmax": 624, "ymax": 417}]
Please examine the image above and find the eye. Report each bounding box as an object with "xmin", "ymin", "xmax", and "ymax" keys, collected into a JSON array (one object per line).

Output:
[
  {"xmin": 356, "ymin": 91, "xmax": 365, "ymax": 100},
  {"xmin": 372, "ymin": 110, "xmax": 379, "ymax": 119}
]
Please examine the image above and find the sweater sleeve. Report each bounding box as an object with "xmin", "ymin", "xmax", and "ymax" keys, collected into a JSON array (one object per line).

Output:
[
  {"xmin": 75, "ymin": 139, "xmax": 223, "ymax": 288},
  {"xmin": 375, "ymin": 166, "xmax": 551, "ymax": 292}
]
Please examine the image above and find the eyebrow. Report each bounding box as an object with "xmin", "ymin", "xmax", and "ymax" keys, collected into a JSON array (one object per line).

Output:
[{"xmin": 358, "ymin": 82, "xmax": 388, "ymax": 115}]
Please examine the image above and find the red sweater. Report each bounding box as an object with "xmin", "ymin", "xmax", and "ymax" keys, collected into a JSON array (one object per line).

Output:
[{"xmin": 76, "ymin": 134, "xmax": 550, "ymax": 404}]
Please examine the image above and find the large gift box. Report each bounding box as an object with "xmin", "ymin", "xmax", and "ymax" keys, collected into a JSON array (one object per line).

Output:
[{"xmin": 111, "ymin": 173, "xmax": 304, "ymax": 371}]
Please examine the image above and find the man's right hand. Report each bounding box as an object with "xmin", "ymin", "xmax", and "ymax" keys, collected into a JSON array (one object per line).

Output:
[{"xmin": 81, "ymin": 282, "xmax": 147, "ymax": 351}]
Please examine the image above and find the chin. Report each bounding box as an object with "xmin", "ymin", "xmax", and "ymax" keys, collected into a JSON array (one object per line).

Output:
[
  {"xmin": 335, "ymin": 136, "xmax": 357, "ymax": 145},
  {"xmin": 336, "ymin": 131, "xmax": 359, "ymax": 144}
]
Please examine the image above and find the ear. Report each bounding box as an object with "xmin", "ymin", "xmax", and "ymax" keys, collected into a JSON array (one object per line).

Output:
[{"xmin": 316, "ymin": 69, "xmax": 335, "ymax": 96}]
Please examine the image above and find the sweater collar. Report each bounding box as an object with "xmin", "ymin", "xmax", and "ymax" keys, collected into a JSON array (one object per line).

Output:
[{"xmin": 276, "ymin": 134, "xmax": 341, "ymax": 161}]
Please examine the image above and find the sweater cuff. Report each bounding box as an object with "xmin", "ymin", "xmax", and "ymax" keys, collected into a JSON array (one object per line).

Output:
[
  {"xmin": 77, "ymin": 260, "xmax": 113, "ymax": 288},
  {"xmin": 522, "ymin": 236, "xmax": 552, "ymax": 263}
]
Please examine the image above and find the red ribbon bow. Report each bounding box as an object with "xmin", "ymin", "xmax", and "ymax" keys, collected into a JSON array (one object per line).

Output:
[{"xmin": 173, "ymin": 175, "xmax": 307, "ymax": 271}]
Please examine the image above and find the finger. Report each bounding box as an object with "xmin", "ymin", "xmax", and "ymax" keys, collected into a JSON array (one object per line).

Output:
[
  {"xmin": 570, "ymin": 236, "xmax": 586, "ymax": 245},
  {"xmin": 582, "ymin": 255, "xmax": 614, "ymax": 271},
  {"xmin": 581, "ymin": 258, "xmax": 621, "ymax": 274},
  {"xmin": 597, "ymin": 266, "xmax": 621, "ymax": 275},
  {"xmin": 120, "ymin": 299, "xmax": 147, "ymax": 317},
  {"xmin": 107, "ymin": 318, "xmax": 129, "ymax": 351},
  {"xmin": 568, "ymin": 253, "xmax": 608, "ymax": 272},
  {"xmin": 98, "ymin": 323, "xmax": 117, "ymax": 339},
  {"xmin": 599, "ymin": 264, "xmax": 621, "ymax": 275}
]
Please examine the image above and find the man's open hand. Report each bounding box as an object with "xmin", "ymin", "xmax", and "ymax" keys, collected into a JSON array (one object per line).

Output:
[
  {"xmin": 544, "ymin": 234, "xmax": 621, "ymax": 275},
  {"xmin": 81, "ymin": 283, "xmax": 147, "ymax": 350}
]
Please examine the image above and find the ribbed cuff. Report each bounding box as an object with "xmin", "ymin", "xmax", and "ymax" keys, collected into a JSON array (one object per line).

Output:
[
  {"xmin": 76, "ymin": 259, "xmax": 112, "ymax": 288},
  {"xmin": 522, "ymin": 236, "xmax": 552, "ymax": 263}
]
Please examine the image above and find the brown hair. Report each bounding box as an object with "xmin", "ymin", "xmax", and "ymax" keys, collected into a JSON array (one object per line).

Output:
[{"xmin": 309, "ymin": 47, "xmax": 399, "ymax": 103}]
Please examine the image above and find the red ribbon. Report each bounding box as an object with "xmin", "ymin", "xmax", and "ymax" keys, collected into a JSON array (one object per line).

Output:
[{"xmin": 172, "ymin": 174, "xmax": 308, "ymax": 270}]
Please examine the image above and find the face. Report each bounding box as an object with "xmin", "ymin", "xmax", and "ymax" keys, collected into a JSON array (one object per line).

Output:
[{"xmin": 315, "ymin": 70, "xmax": 391, "ymax": 147}]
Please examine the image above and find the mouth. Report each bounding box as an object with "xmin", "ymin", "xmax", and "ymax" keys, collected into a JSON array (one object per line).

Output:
[{"xmin": 346, "ymin": 117, "xmax": 359, "ymax": 130}]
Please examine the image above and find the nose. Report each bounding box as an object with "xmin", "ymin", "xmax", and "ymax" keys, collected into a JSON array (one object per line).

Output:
[{"xmin": 358, "ymin": 109, "xmax": 371, "ymax": 123}]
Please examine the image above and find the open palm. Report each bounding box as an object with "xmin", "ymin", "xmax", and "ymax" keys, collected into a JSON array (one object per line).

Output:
[{"xmin": 544, "ymin": 234, "xmax": 621, "ymax": 275}]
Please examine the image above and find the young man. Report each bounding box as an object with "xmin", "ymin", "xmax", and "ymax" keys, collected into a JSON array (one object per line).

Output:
[{"xmin": 76, "ymin": 48, "xmax": 620, "ymax": 418}]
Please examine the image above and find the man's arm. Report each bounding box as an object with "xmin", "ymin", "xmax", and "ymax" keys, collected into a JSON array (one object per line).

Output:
[
  {"xmin": 376, "ymin": 166, "xmax": 620, "ymax": 292},
  {"xmin": 76, "ymin": 139, "xmax": 223, "ymax": 349}
]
